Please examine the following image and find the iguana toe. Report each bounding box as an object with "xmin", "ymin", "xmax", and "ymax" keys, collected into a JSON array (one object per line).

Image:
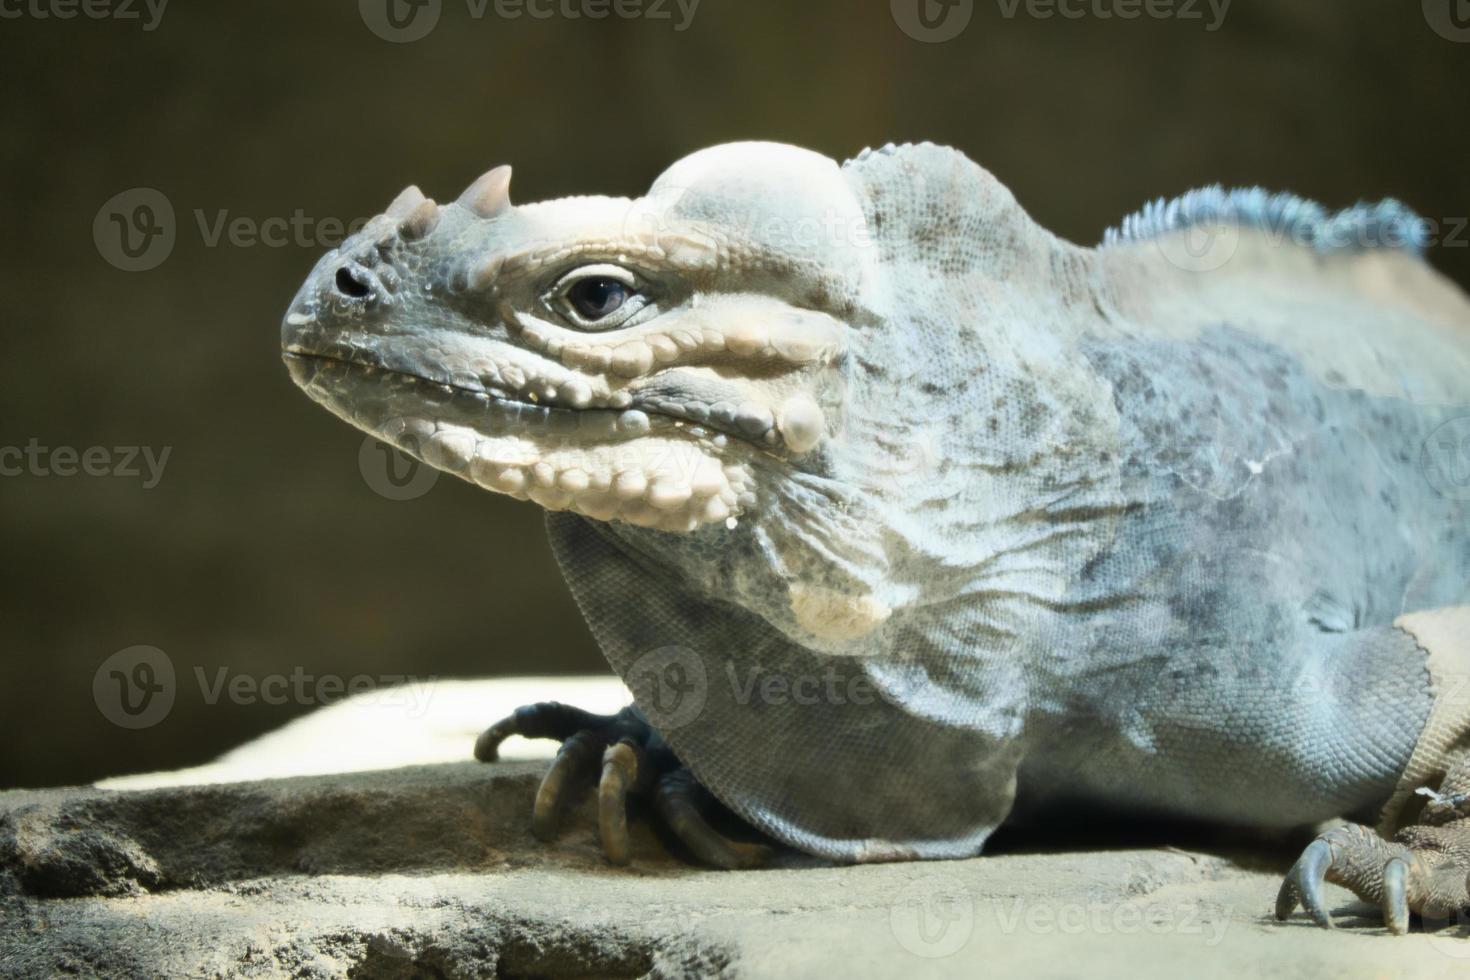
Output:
[
  {"xmin": 653, "ymin": 767, "xmax": 775, "ymax": 870},
  {"xmin": 532, "ymin": 729, "xmax": 605, "ymax": 841},
  {"xmin": 474, "ymin": 700, "xmax": 614, "ymax": 762},
  {"xmin": 1277, "ymin": 837, "xmax": 1336, "ymax": 928},
  {"xmin": 475, "ymin": 701, "xmax": 777, "ymax": 868},
  {"xmin": 1381, "ymin": 857, "xmax": 1410, "ymax": 935},
  {"xmin": 597, "ymin": 737, "xmax": 643, "ymax": 865}
]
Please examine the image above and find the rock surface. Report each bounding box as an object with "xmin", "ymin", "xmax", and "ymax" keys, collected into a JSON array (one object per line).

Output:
[{"xmin": 3, "ymin": 680, "xmax": 1469, "ymax": 978}]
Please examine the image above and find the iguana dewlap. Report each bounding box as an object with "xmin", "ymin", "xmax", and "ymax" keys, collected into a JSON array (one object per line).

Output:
[{"xmin": 283, "ymin": 142, "xmax": 1470, "ymax": 929}]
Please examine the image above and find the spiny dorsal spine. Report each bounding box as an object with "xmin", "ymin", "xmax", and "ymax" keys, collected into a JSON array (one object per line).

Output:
[{"xmin": 1103, "ymin": 185, "xmax": 1429, "ymax": 256}]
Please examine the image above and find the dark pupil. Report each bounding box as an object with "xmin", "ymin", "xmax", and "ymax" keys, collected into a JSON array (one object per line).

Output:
[{"xmin": 569, "ymin": 277, "xmax": 628, "ymax": 320}]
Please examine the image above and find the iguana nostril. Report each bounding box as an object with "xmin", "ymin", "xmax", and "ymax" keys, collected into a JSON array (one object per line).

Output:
[{"xmin": 334, "ymin": 266, "xmax": 372, "ymax": 299}]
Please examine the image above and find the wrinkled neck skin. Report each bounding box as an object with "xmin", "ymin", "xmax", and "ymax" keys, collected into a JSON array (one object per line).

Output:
[{"xmin": 605, "ymin": 147, "xmax": 1126, "ymax": 679}]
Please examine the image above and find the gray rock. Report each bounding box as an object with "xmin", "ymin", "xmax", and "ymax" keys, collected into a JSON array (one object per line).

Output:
[{"xmin": 3, "ymin": 685, "xmax": 1468, "ymax": 978}]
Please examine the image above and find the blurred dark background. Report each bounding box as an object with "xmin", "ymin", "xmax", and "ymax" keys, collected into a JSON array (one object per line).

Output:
[{"xmin": 1, "ymin": 0, "xmax": 1466, "ymax": 788}]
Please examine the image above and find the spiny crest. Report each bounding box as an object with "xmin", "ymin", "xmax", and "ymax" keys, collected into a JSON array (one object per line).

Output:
[
  {"xmin": 1102, "ymin": 186, "xmax": 1430, "ymax": 256},
  {"xmin": 842, "ymin": 141, "xmax": 945, "ymax": 167}
]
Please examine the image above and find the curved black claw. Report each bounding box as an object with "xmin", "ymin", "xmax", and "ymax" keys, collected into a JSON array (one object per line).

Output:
[
  {"xmin": 655, "ymin": 767, "xmax": 775, "ymax": 870},
  {"xmin": 475, "ymin": 701, "xmax": 775, "ymax": 868},
  {"xmin": 1276, "ymin": 839, "xmax": 1335, "ymax": 929}
]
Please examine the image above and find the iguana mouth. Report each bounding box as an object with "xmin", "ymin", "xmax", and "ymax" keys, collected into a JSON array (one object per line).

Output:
[
  {"xmin": 283, "ymin": 344, "xmax": 758, "ymax": 533},
  {"xmin": 282, "ymin": 343, "xmax": 779, "ymax": 454},
  {"xmin": 284, "ymin": 348, "xmax": 584, "ymax": 416}
]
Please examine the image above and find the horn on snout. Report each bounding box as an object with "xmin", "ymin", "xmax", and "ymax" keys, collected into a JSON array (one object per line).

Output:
[
  {"xmin": 457, "ymin": 165, "xmax": 513, "ymax": 219},
  {"xmin": 385, "ymin": 184, "xmax": 427, "ymax": 219},
  {"xmin": 385, "ymin": 185, "xmax": 441, "ymax": 240}
]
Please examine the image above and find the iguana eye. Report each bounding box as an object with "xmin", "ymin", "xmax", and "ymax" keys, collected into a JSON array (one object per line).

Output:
[
  {"xmin": 570, "ymin": 277, "xmax": 628, "ymax": 319},
  {"xmin": 548, "ymin": 264, "xmax": 650, "ymax": 331}
]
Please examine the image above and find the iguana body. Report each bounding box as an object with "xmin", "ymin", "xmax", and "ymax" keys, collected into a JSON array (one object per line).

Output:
[{"xmin": 283, "ymin": 142, "xmax": 1470, "ymax": 929}]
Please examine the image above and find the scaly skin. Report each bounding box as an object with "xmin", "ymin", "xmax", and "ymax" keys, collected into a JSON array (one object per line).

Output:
[{"xmin": 283, "ymin": 141, "xmax": 1470, "ymax": 932}]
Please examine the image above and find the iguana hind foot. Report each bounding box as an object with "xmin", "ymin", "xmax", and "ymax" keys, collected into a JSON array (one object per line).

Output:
[
  {"xmin": 475, "ymin": 701, "xmax": 775, "ymax": 868},
  {"xmin": 1277, "ymin": 780, "xmax": 1470, "ymax": 934}
]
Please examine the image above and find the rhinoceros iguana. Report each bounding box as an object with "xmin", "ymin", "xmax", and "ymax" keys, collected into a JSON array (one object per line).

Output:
[{"xmin": 281, "ymin": 141, "xmax": 1470, "ymax": 934}]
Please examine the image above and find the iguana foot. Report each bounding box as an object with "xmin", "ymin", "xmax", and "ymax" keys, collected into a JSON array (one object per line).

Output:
[
  {"xmin": 475, "ymin": 702, "xmax": 775, "ymax": 869},
  {"xmin": 1275, "ymin": 795, "xmax": 1470, "ymax": 934}
]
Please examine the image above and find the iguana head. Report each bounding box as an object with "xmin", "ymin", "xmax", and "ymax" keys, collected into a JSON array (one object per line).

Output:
[
  {"xmin": 284, "ymin": 141, "xmax": 1125, "ymax": 648},
  {"xmin": 282, "ymin": 142, "xmax": 869, "ymax": 534}
]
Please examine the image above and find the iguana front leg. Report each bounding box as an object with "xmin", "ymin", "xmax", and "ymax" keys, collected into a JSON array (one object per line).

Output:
[
  {"xmin": 1276, "ymin": 760, "xmax": 1470, "ymax": 933},
  {"xmin": 474, "ymin": 702, "xmax": 776, "ymax": 868}
]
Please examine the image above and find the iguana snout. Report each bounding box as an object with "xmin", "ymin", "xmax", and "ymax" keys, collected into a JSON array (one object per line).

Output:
[{"xmin": 282, "ymin": 143, "xmax": 862, "ymax": 533}]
